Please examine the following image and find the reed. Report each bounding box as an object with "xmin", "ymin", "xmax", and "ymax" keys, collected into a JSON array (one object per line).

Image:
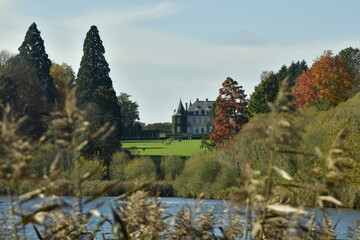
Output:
[{"xmin": 0, "ymin": 79, "xmax": 359, "ymax": 239}]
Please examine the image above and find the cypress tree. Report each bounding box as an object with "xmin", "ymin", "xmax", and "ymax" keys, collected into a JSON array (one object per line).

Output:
[
  {"xmin": 76, "ymin": 25, "xmax": 122, "ymax": 167},
  {"xmin": 18, "ymin": 22, "xmax": 55, "ymax": 104}
]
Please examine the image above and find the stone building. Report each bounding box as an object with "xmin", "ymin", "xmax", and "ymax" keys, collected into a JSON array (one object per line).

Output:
[{"xmin": 172, "ymin": 98, "xmax": 215, "ymax": 135}]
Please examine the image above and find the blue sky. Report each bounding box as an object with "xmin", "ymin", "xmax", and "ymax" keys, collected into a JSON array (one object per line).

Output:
[{"xmin": 1, "ymin": 0, "xmax": 360, "ymax": 123}]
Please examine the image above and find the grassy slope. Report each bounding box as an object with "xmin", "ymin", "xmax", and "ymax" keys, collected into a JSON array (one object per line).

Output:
[{"xmin": 121, "ymin": 139, "xmax": 205, "ymax": 156}]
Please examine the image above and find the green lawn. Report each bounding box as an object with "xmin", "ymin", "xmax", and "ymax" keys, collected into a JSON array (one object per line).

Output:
[{"xmin": 120, "ymin": 139, "xmax": 205, "ymax": 156}]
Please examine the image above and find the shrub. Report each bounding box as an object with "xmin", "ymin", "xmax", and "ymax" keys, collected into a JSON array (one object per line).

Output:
[
  {"xmin": 68, "ymin": 157, "xmax": 107, "ymax": 182},
  {"xmin": 124, "ymin": 157, "xmax": 157, "ymax": 181},
  {"xmin": 109, "ymin": 151, "xmax": 131, "ymax": 180},
  {"xmin": 160, "ymin": 156, "xmax": 185, "ymax": 180},
  {"xmin": 211, "ymin": 164, "xmax": 240, "ymax": 198},
  {"xmin": 174, "ymin": 152, "xmax": 220, "ymax": 198},
  {"xmin": 29, "ymin": 142, "xmax": 59, "ymax": 176}
]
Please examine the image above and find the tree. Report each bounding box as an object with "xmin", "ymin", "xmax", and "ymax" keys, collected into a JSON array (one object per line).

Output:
[
  {"xmin": 249, "ymin": 61, "xmax": 307, "ymax": 116},
  {"xmin": 0, "ymin": 50, "xmax": 16, "ymax": 117},
  {"xmin": 75, "ymin": 25, "xmax": 122, "ymax": 167},
  {"xmin": 248, "ymin": 71, "xmax": 278, "ymax": 115},
  {"xmin": 210, "ymin": 77, "xmax": 249, "ymax": 148},
  {"xmin": 0, "ymin": 50, "xmax": 14, "ymax": 67},
  {"xmin": 18, "ymin": 23, "xmax": 55, "ymax": 104},
  {"xmin": 142, "ymin": 122, "xmax": 171, "ymax": 131},
  {"xmin": 117, "ymin": 92, "xmax": 140, "ymax": 132},
  {"xmin": 337, "ymin": 47, "xmax": 360, "ymax": 96},
  {"xmin": 0, "ymin": 73, "xmax": 15, "ymax": 116},
  {"xmin": 50, "ymin": 62, "xmax": 75, "ymax": 107},
  {"xmin": 287, "ymin": 60, "xmax": 308, "ymax": 88},
  {"xmin": 1, "ymin": 56, "xmax": 49, "ymax": 138},
  {"xmin": 293, "ymin": 51, "xmax": 353, "ymax": 108}
]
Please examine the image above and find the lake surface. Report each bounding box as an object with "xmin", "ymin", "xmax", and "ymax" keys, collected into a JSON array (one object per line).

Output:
[{"xmin": 0, "ymin": 196, "xmax": 359, "ymax": 239}]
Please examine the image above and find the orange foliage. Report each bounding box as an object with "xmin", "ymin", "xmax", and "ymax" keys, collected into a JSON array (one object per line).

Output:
[
  {"xmin": 293, "ymin": 51, "xmax": 353, "ymax": 108},
  {"xmin": 210, "ymin": 77, "xmax": 248, "ymax": 148}
]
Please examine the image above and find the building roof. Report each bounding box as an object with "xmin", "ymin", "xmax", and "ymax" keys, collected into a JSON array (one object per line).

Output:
[
  {"xmin": 173, "ymin": 100, "xmax": 186, "ymax": 116},
  {"xmin": 187, "ymin": 98, "xmax": 214, "ymax": 113}
]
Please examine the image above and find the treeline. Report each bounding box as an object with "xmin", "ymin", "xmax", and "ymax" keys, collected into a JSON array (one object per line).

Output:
[
  {"xmin": 0, "ymin": 23, "xmax": 122, "ymax": 174},
  {"xmin": 206, "ymin": 47, "xmax": 360, "ymax": 149},
  {"xmin": 174, "ymin": 48, "xmax": 360, "ymax": 208},
  {"xmin": 249, "ymin": 47, "xmax": 360, "ymax": 115}
]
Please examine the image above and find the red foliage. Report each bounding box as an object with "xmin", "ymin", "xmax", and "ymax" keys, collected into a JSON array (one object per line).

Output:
[
  {"xmin": 293, "ymin": 51, "xmax": 353, "ymax": 108},
  {"xmin": 210, "ymin": 77, "xmax": 248, "ymax": 148}
]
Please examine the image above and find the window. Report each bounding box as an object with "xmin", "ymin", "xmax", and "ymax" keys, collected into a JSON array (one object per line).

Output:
[
  {"xmin": 193, "ymin": 118, "xmax": 196, "ymax": 124},
  {"xmin": 199, "ymin": 118, "xmax": 202, "ymax": 124},
  {"xmin": 176, "ymin": 117, "xmax": 181, "ymax": 124},
  {"xmin": 177, "ymin": 126, "xmax": 180, "ymax": 133}
]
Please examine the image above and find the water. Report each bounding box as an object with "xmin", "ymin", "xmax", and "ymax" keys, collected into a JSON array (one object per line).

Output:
[{"xmin": 0, "ymin": 196, "xmax": 359, "ymax": 239}]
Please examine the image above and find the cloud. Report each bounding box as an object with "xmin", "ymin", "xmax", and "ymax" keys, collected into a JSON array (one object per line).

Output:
[
  {"xmin": 234, "ymin": 30, "xmax": 264, "ymax": 46},
  {"xmin": 2, "ymin": 1, "xmax": 360, "ymax": 123},
  {"xmin": 55, "ymin": 2, "xmax": 177, "ymax": 30}
]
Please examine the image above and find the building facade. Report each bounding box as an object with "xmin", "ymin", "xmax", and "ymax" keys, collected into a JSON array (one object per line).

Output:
[{"xmin": 172, "ymin": 98, "xmax": 215, "ymax": 135}]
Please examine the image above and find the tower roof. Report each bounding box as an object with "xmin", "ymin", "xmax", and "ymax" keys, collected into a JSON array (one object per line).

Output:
[{"xmin": 174, "ymin": 99, "xmax": 186, "ymax": 116}]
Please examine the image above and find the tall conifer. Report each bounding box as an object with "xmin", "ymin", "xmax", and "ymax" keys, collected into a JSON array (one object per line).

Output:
[
  {"xmin": 18, "ymin": 23, "xmax": 55, "ymax": 104},
  {"xmin": 76, "ymin": 26, "xmax": 122, "ymax": 166}
]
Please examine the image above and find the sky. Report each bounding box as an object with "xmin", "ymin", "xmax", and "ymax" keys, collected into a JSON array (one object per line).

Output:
[{"xmin": 1, "ymin": 0, "xmax": 360, "ymax": 123}]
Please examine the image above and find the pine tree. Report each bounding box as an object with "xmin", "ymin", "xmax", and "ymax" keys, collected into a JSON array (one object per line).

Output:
[
  {"xmin": 248, "ymin": 61, "xmax": 307, "ymax": 116},
  {"xmin": 76, "ymin": 26, "xmax": 122, "ymax": 167},
  {"xmin": 18, "ymin": 23, "xmax": 55, "ymax": 104},
  {"xmin": 248, "ymin": 71, "xmax": 279, "ymax": 115}
]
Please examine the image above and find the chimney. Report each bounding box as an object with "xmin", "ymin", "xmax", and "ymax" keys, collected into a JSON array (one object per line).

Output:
[
  {"xmin": 196, "ymin": 98, "xmax": 199, "ymax": 102},
  {"xmin": 206, "ymin": 98, "xmax": 208, "ymax": 102},
  {"xmin": 185, "ymin": 102, "xmax": 188, "ymax": 111}
]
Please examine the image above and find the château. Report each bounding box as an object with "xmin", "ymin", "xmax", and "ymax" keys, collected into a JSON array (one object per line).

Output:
[{"xmin": 172, "ymin": 98, "xmax": 215, "ymax": 135}]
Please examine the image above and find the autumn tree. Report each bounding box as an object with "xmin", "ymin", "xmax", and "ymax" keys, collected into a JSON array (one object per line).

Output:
[
  {"xmin": 75, "ymin": 25, "xmax": 122, "ymax": 167},
  {"xmin": 50, "ymin": 62, "xmax": 75, "ymax": 108},
  {"xmin": 293, "ymin": 51, "xmax": 353, "ymax": 108},
  {"xmin": 210, "ymin": 77, "xmax": 249, "ymax": 148},
  {"xmin": 18, "ymin": 23, "xmax": 55, "ymax": 104}
]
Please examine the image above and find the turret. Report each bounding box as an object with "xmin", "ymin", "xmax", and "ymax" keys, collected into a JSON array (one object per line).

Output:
[{"xmin": 172, "ymin": 99, "xmax": 187, "ymax": 135}]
